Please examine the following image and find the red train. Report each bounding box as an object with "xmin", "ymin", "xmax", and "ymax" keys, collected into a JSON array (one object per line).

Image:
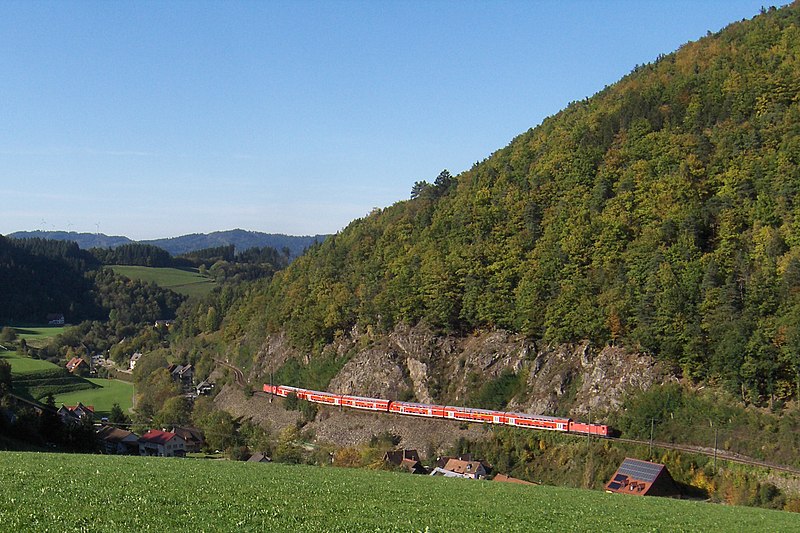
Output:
[{"xmin": 263, "ymin": 384, "xmax": 610, "ymax": 437}]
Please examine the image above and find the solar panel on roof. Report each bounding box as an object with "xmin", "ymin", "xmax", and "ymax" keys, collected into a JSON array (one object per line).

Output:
[
  {"xmin": 614, "ymin": 474, "xmax": 627, "ymax": 482},
  {"xmin": 617, "ymin": 459, "xmax": 663, "ymax": 483},
  {"xmin": 607, "ymin": 482, "xmax": 622, "ymax": 490}
]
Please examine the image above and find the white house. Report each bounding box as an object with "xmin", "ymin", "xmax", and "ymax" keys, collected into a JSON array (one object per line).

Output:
[{"xmin": 138, "ymin": 429, "xmax": 186, "ymax": 457}]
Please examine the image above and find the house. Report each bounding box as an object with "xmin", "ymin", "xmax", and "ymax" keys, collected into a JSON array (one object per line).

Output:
[
  {"xmin": 169, "ymin": 364, "xmax": 194, "ymax": 393},
  {"xmin": 47, "ymin": 313, "xmax": 65, "ymax": 325},
  {"xmin": 493, "ymin": 473, "xmax": 536, "ymax": 485},
  {"xmin": 430, "ymin": 467, "xmax": 471, "ymax": 479},
  {"xmin": 247, "ymin": 452, "xmax": 272, "ymax": 463},
  {"xmin": 170, "ymin": 426, "xmax": 205, "ymax": 453},
  {"xmin": 442, "ymin": 458, "xmax": 487, "ymax": 479},
  {"xmin": 605, "ymin": 458, "xmax": 680, "ymax": 497},
  {"xmin": 66, "ymin": 356, "xmax": 89, "ymax": 375},
  {"xmin": 383, "ymin": 449, "xmax": 421, "ymax": 466},
  {"xmin": 97, "ymin": 425, "xmax": 139, "ymax": 455},
  {"xmin": 154, "ymin": 320, "xmax": 173, "ymax": 329},
  {"xmin": 139, "ymin": 429, "xmax": 186, "ymax": 457},
  {"xmin": 58, "ymin": 403, "xmax": 94, "ymax": 425},
  {"xmin": 129, "ymin": 352, "xmax": 142, "ymax": 370},
  {"xmin": 196, "ymin": 380, "xmax": 214, "ymax": 396}
]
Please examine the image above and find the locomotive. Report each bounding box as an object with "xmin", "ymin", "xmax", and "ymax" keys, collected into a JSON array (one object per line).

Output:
[{"xmin": 263, "ymin": 384, "xmax": 610, "ymax": 437}]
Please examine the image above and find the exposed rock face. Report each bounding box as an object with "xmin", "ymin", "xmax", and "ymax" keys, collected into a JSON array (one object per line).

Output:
[{"xmin": 249, "ymin": 323, "xmax": 673, "ymax": 422}]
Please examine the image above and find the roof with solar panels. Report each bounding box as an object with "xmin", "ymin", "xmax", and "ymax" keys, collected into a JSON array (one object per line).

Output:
[{"xmin": 604, "ymin": 458, "xmax": 680, "ymax": 497}]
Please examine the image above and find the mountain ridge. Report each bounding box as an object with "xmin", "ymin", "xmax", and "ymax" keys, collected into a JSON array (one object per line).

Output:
[{"xmin": 6, "ymin": 229, "xmax": 328, "ymax": 259}]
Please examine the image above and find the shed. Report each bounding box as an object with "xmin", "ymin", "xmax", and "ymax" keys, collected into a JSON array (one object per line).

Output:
[{"xmin": 605, "ymin": 458, "xmax": 679, "ymax": 497}]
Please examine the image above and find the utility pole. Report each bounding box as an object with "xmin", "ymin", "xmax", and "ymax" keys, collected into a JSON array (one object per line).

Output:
[
  {"xmin": 713, "ymin": 427, "xmax": 718, "ymax": 473},
  {"xmin": 269, "ymin": 369, "xmax": 273, "ymax": 403}
]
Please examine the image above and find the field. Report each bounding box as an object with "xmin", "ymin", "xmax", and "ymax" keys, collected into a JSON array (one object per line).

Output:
[
  {"xmin": 12, "ymin": 326, "xmax": 66, "ymax": 349},
  {"xmin": 52, "ymin": 378, "xmax": 133, "ymax": 416},
  {"xmin": 0, "ymin": 452, "xmax": 796, "ymax": 532},
  {"xmin": 0, "ymin": 350, "xmax": 97, "ymax": 401},
  {"xmin": 111, "ymin": 265, "xmax": 216, "ymax": 297}
]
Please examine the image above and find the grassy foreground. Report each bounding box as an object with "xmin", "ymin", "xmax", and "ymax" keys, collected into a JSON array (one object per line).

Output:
[
  {"xmin": 111, "ymin": 265, "xmax": 215, "ymax": 297},
  {"xmin": 0, "ymin": 452, "xmax": 796, "ymax": 532}
]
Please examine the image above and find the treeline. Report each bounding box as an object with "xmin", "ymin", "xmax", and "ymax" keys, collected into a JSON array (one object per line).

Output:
[{"xmin": 217, "ymin": 5, "xmax": 800, "ymax": 405}]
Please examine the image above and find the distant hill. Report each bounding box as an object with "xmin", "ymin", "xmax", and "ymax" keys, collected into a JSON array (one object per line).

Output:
[
  {"xmin": 7, "ymin": 229, "xmax": 327, "ymax": 259},
  {"xmin": 6, "ymin": 231, "xmax": 133, "ymax": 249},
  {"xmin": 141, "ymin": 229, "xmax": 326, "ymax": 258}
]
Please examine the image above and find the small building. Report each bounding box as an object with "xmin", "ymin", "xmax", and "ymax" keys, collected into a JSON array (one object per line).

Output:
[
  {"xmin": 66, "ymin": 356, "xmax": 89, "ymax": 375},
  {"xmin": 493, "ymin": 473, "xmax": 536, "ymax": 485},
  {"xmin": 605, "ymin": 458, "xmax": 679, "ymax": 497},
  {"xmin": 169, "ymin": 364, "xmax": 194, "ymax": 393},
  {"xmin": 97, "ymin": 425, "xmax": 139, "ymax": 455},
  {"xmin": 196, "ymin": 380, "xmax": 214, "ymax": 396},
  {"xmin": 129, "ymin": 352, "xmax": 142, "ymax": 370},
  {"xmin": 139, "ymin": 429, "xmax": 186, "ymax": 457},
  {"xmin": 47, "ymin": 313, "xmax": 65, "ymax": 325},
  {"xmin": 154, "ymin": 320, "xmax": 173, "ymax": 329},
  {"xmin": 170, "ymin": 426, "xmax": 205, "ymax": 453},
  {"xmin": 58, "ymin": 403, "xmax": 94, "ymax": 425},
  {"xmin": 247, "ymin": 452, "xmax": 272, "ymax": 463},
  {"xmin": 442, "ymin": 458, "xmax": 487, "ymax": 479},
  {"xmin": 383, "ymin": 449, "xmax": 421, "ymax": 466}
]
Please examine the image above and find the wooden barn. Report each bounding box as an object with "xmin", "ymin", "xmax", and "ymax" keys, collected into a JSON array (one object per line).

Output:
[{"xmin": 605, "ymin": 458, "xmax": 679, "ymax": 497}]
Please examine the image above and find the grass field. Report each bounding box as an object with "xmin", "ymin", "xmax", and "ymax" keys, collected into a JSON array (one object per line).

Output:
[
  {"xmin": 0, "ymin": 452, "xmax": 795, "ymax": 532},
  {"xmin": 12, "ymin": 326, "xmax": 66, "ymax": 349},
  {"xmin": 52, "ymin": 378, "xmax": 133, "ymax": 416},
  {"xmin": 0, "ymin": 350, "xmax": 62, "ymax": 376},
  {"xmin": 111, "ymin": 265, "xmax": 216, "ymax": 297},
  {"xmin": 0, "ymin": 350, "xmax": 97, "ymax": 402}
]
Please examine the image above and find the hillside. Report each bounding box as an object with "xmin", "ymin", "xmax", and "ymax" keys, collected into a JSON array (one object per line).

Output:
[
  {"xmin": 7, "ymin": 229, "xmax": 327, "ymax": 259},
  {"xmin": 196, "ymin": 5, "xmax": 800, "ymax": 414},
  {"xmin": 0, "ymin": 452, "xmax": 796, "ymax": 531}
]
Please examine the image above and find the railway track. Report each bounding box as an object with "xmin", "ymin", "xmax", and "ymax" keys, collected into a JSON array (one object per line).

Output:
[
  {"xmin": 213, "ymin": 360, "xmax": 800, "ymax": 476},
  {"xmin": 606, "ymin": 435, "xmax": 800, "ymax": 476}
]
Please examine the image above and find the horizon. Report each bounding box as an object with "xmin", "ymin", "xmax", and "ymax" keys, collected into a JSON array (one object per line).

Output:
[{"xmin": 0, "ymin": 1, "xmax": 775, "ymax": 240}]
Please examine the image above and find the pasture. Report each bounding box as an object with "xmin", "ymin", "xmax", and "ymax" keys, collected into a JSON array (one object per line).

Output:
[
  {"xmin": 0, "ymin": 452, "xmax": 795, "ymax": 532},
  {"xmin": 12, "ymin": 326, "xmax": 66, "ymax": 349},
  {"xmin": 52, "ymin": 378, "xmax": 133, "ymax": 416},
  {"xmin": 0, "ymin": 350, "xmax": 97, "ymax": 401},
  {"xmin": 111, "ymin": 265, "xmax": 215, "ymax": 297}
]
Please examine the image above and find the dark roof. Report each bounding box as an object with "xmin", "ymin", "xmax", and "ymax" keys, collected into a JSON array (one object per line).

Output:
[
  {"xmin": 97, "ymin": 426, "xmax": 137, "ymax": 443},
  {"xmin": 247, "ymin": 452, "xmax": 272, "ymax": 463},
  {"xmin": 171, "ymin": 426, "xmax": 204, "ymax": 443}
]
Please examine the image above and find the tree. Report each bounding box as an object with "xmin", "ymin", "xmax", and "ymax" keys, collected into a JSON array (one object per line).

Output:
[
  {"xmin": 0, "ymin": 360, "xmax": 11, "ymax": 390},
  {"xmin": 0, "ymin": 327, "xmax": 16, "ymax": 343},
  {"xmin": 109, "ymin": 403, "xmax": 130, "ymax": 425}
]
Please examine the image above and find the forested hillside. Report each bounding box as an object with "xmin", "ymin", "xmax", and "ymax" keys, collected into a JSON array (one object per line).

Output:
[{"xmin": 216, "ymin": 5, "xmax": 800, "ymax": 405}]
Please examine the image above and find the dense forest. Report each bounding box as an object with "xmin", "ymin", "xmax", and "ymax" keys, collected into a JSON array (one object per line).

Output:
[{"xmin": 209, "ymin": 5, "xmax": 800, "ymax": 406}]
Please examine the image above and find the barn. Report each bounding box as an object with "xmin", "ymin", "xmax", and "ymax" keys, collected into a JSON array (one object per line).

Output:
[{"xmin": 605, "ymin": 458, "xmax": 679, "ymax": 497}]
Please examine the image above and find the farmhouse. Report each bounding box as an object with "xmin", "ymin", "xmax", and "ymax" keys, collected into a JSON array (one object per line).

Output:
[
  {"xmin": 605, "ymin": 458, "xmax": 679, "ymax": 497},
  {"xmin": 168, "ymin": 364, "xmax": 194, "ymax": 393},
  {"xmin": 170, "ymin": 426, "xmax": 205, "ymax": 453},
  {"xmin": 97, "ymin": 426, "xmax": 139, "ymax": 455},
  {"xmin": 58, "ymin": 403, "xmax": 94, "ymax": 425},
  {"xmin": 139, "ymin": 429, "xmax": 186, "ymax": 457},
  {"xmin": 66, "ymin": 356, "xmax": 89, "ymax": 375},
  {"xmin": 441, "ymin": 458, "xmax": 487, "ymax": 479},
  {"xmin": 129, "ymin": 352, "xmax": 142, "ymax": 370}
]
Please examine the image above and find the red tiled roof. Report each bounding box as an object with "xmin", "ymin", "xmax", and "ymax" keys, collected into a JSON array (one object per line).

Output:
[{"xmin": 140, "ymin": 429, "xmax": 179, "ymax": 445}]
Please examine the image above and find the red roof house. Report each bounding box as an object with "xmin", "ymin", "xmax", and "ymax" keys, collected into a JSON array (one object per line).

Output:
[
  {"xmin": 605, "ymin": 458, "xmax": 679, "ymax": 497},
  {"xmin": 138, "ymin": 429, "xmax": 186, "ymax": 457}
]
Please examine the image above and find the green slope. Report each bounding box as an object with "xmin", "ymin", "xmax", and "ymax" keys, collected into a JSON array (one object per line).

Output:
[
  {"xmin": 210, "ymin": 5, "xmax": 800, "ymax": 404},
  {"xmin": 111, "ymin": 265, "xmax": 215, "ymax": 297},
  {"xmin": 0, "ymin": 452, "xmax": 795, "ymax": 532}
]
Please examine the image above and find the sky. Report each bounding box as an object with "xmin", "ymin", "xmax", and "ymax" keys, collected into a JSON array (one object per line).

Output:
[{"xmin": 0, "ymin": 0, "xmax": 778, "ymax": 240}]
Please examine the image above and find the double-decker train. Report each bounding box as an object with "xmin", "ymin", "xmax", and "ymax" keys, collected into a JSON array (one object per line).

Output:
[{"xmin": 263, "ymin": 384, "xmax": 610, "ymax": 437}]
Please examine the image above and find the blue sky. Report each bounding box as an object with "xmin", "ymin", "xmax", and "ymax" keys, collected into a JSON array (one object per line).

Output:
[{"xmin": 0, "ymin": 1, "xmax": 775, "ymax": 239}]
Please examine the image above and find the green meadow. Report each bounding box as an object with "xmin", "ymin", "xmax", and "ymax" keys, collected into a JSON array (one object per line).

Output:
[
  {"xmin": 111, "ymin": 265, "xmax": 216, "ymax": 297},
  {"xmin": 0, "ymin": 452, "xmax": 796, "ymax": 532},
  {"xmin": 52, "ymin": 378, "xmax": 133, "ymax": 416}
]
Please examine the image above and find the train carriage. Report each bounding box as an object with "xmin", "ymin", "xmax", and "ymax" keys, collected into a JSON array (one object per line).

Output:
[
  {"xmin": 341, "ymin": 394, "xmax": 390, "ymax": 412},
  {"xmin": 507, "ymin": 412, "xmax": 570, "ymax": 431},
  {"xmin": 388, "ymin": 401, "xmax": 446, "ymax": 418}
]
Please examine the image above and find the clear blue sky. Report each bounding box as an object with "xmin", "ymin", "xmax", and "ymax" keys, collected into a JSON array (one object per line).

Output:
[{"xmin": 0, "ymin": 0, "xmax": 775, "ymax": 239}]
